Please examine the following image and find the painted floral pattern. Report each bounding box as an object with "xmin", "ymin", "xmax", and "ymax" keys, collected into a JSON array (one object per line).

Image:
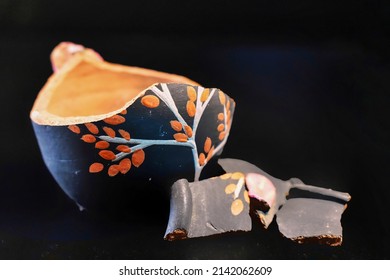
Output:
[{"xmin": 67, "ymin": 83, "xmax": 235, "ymax": 181}]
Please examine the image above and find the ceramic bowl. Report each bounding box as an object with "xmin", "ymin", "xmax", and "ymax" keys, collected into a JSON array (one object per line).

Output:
[{"xmin": 30, "ymin": 42, "xmax": 235, "ymax": 209}]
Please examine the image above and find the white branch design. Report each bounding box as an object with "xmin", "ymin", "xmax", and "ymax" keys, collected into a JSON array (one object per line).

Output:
[
  {"xmin": 150, "ymin": 84, "xmax": 189, "ymax": 129},
  {"xmin": 98, "ymin": 136, "xmax": 195, "ymax": 162},
  {"xmin": 152, "ymin": 84, "xmax": 233, "ymax": 181},
  {"xmin": 234, "ymin": 177, "xmax": 245, "ymax": 199},
  {"xmin": 96, "ymin": 84, "xmax": 233, "ymax": 181}
]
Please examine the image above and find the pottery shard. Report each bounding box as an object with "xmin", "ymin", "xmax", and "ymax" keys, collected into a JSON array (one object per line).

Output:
[
  {"xmin": 164, "ymin": 177, "xmax": 251, "ymax": 241},
  {"xmin": 218, "ymin": 158, "xmax": 351, "ymax": 246},
  {"xmin": 276, "ymin": 198, "xmax": 345, "ymax": 246}
]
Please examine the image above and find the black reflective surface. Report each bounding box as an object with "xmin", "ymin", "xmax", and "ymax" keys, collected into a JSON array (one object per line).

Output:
[{"xmin": 0, "ymin": 1, "xmax": 389, "ymax": 259}]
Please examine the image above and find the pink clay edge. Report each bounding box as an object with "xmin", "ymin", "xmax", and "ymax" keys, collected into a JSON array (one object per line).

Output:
[{"xmin": 245, "ymin": 172, "xmax": 276, "ymax": 208}]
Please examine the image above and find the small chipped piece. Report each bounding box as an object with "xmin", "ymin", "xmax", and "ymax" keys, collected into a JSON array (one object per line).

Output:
[{"xmin": 276, "ymin": 198, "xmax": 346, "ymax": 246}]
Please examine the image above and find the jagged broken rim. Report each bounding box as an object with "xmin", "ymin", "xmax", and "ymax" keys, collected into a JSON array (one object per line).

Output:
[{"xmin": 30, "ymin": 42, "xmax": 201, "ymax": 126}]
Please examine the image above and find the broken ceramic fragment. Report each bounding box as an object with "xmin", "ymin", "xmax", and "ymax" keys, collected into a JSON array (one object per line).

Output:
[
  {"xmin": 219, "ymin": 158, "xmax": 290, "ymax": 227},
  {"xmin": 276, "ymin": 198, "xmax": 346, "ymax": 246},
  {"xmin": 218, "ymin": 158, "xmax": 351, "ymax": 245},
  {"xmin": 164, "ymin": 173, "xmax": 251, "ymax": 241},
  {"xmin": 30, "ymin": 42, "xmax": 235, "ymax": 209}
]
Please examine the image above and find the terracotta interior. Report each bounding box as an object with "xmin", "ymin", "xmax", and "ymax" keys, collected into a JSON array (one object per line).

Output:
[{"xmin": 46, "ymin": 60, "xmax": 196, "ymax": 117}]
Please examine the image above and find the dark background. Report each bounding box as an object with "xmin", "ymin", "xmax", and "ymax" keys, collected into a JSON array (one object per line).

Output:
[{"xmin": 0, "ymin": 0, "xmax": 389, "ymax": 259}]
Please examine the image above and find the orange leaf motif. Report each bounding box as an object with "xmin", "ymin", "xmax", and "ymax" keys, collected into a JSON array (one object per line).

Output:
[
  {"xmin": 118, "ymin": 158, "xmax": 131, "ymax": 174},
  {"xmin": 103, "ymin": 126, "xmax": 116, "ymax": 138},
  {"xmin": 231, "ymin": 172, "xmax": 245, "ymax": 180},
  {"xmin": 218, "ymin": 113, "xmax": 224, "ymax": 121},
  {"xmin": 132, "ymin": 149, "xmax": 145, "ymax": 167},
  {"xmin": 217, "ymin": 124, "xmax": 225, "ymax": 132},
  {"xmin": 89, "ymin": 162, "xmax": 104, "ymax": 173},
  {"xmin": 219, "ymin": 132, "xmax": 226, "ymax": 141},
  {"xmin": 95, "ymin": 140, "xmax": 110, "ymax": 149},
  {"xmin": 116, "ymin": 145, "xmax": 131, "ymax": 153},
  {"xmin": 187, "ymin": 86, "xmax": 197, "ymax": 102},
  {"xmin": 170, "ymin": 120, "xmax": 183, "ymax": 132},
  {"xmin": 68, "ymin": 125, "xmax": 80, "ymax": 134},
  {"xmin": 204, "ymin": 137, "xmax": 212, "ymax": 153},
  {"xmin": 220, "ymin": 173, "xmax": 232, "ymax": 180},
  {"xmin": 219, "ymin": 91, "xmax": 226, "ymax": 105},
  {"xmin": 99, "ymin": 150, "xmax": 116, "ymax": 160},
  {"xmin": 186, "ymin": 101, "xmax": 196, "ymax": 117},
  {"xmin": 108, "ymin": 165, "xmax": 119, "ymax": 177},
  {"xmin": 198, "ymin": 153, "xmax": 206, "ymax": 166},
  {"xmin": 225, "ymin": 183, "xmax": 236, "ymax": 194},
  {"xmin": 85, "ymin": 123, "xmax": 99, "ymax": 134},
  {"xmin": 206, "ymin": 146, "xmax": 215, "ymax": 161},
  {"xmin": 184, "ymin": 125, "xmax": 193, "ymax": 138},
  {"xmin": 141, "ymin": 95, "xmax": 160, "ymax": 108},
  {"xmin": 200, "ymin": 88, "xmax": 210, "ymax": 102},
  {"xmin": 173, "ymin": 133, "xmax": 188, "ymax": 142},
  {"xmin": 118, "ymin": 129, "xmax": 130, "ymax": 141},
  {"xmin": 104, "ymin": 115, "xmax": 125, "ymax": 125},
  {"xmin": 231, "ymin": 199, "xmax": 244, "ymax": 216},
  {"xmin": 81, "ymin": 134, "xmax": 96, "ymax": 143}
]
